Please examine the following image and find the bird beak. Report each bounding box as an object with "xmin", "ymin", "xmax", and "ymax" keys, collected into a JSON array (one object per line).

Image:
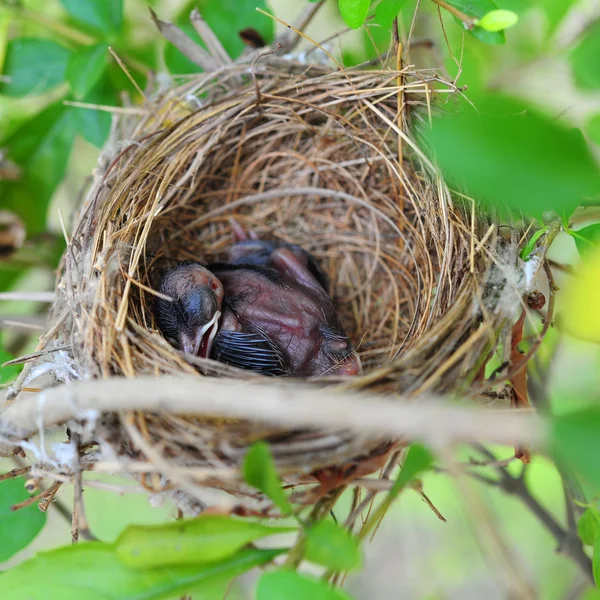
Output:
[
  {"xmin": 334, "ymin": 353, "xmax": 362, "ymax": 377},
  {"xmin": 180, "ymin": 311, "xmax": 221, "ymax": 358}
]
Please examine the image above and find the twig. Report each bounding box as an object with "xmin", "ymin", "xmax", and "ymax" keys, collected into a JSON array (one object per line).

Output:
[
  {"xmin": 470, "ymin": 445, "xmax": 594, "ymax": 584},
  {"xmin": 0, "ymin": 377, "xmax": 543, "ymax": 450},
  {"xmin": 190, "ymin": 8, "xmax": 232, "ymax": 66},
  {"xmin": 149, "ymin": 8, "xmax": 217, "ymax": 72},
  {"xmin": 0, "ymin": 466, "xmax": 31, "ymax": 482},
  {"xmin": 0, "ymin": 291, "xmax": 55, "ymax": 302},
  {"xmin": 71, "ymin": 434, "xmax": 94, "ymax": 543},
  {"xmin": 10, "ymin": 481, "xmax": 61, "ymax": 512},
  {"xmin": 274, "ymin": 0, "xmax": 326, "ymax": 53}
]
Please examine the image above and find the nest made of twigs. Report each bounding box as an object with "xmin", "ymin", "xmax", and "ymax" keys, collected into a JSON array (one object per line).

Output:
[{"xmin": 3, "ymin": 28, "xmax": 551, "ymax": 513}]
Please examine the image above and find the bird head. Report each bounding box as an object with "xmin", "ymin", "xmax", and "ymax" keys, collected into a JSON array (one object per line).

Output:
[{"xmin": 155, "ymin": 263, "xmax": 223, "ymax": 358}]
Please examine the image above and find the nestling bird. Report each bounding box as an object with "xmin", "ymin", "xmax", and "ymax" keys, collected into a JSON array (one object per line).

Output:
[
  {"xmin": 155, "ymin": 227, "xmax": 360, "ymax": 378},
  {"xmin": 155, "ymin": 262, "xmax": 224, "ymax": 358}
]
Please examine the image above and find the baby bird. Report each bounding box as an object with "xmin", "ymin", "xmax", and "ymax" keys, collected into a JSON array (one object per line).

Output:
[
  {"xmin": 155, "ymin": 229, "xmax": 359, "ymax": 378},
  {"xmin": 155, "ymin": 262, "xmax": 223, "ymax": 358}
]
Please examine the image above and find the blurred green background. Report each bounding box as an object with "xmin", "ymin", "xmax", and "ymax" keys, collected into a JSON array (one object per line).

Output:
[{"xmin": 1, "ymin": 0, "xmax": 600, "ymax": 598}]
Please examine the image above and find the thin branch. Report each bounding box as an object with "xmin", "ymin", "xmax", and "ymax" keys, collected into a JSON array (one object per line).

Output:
[
  {"xmin": 274, "ymin": 0, "xmax": 326, "ymax": 53},
  {"xmin": 470, "ymin": 445, "xmax": 594, "ymax": 584},
  {"xmin": 0, "ymin": 377, "xmax": 543, "ymax": 451},
  {"xmin": 0, "ymin": 291, "xmax": 55, "ymax": 302},
  {"xmin": 148, "ymin": 8, "xmax": 217, "ymax": 71}
]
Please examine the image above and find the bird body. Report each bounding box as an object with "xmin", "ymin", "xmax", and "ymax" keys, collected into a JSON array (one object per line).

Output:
[{"xmin": 155, "ymin": 231, "xmax": 359, "ymax": 378}]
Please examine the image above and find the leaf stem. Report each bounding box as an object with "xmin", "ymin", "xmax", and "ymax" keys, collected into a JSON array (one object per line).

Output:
[{"xmin": 429, "ymin": 0, "xmax": 477, "ymax": 29}]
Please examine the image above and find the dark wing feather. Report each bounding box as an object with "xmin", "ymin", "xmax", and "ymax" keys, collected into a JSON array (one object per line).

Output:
[{"xmin": 211, "ymin": 330, "xmax": 290, "ymax": 376}]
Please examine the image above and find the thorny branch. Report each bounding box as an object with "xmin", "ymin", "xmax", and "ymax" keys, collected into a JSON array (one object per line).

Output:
[{"xmin": 468, "ymin": 444, "xmax": 594, "ymax": 585}]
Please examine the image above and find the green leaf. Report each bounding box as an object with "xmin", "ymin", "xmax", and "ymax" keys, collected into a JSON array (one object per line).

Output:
[
  {"xmin": 476, "ymin": 9, "xmax": 518, "ymax": 31},
  {"xmin": 66, "ymin": 44, "xmax": 108, "ymax": 100},
  {"xmin": 374, "ymin": 0, "xmax": 410, "ymax": 27},
  {"xmin": 257, "ymin": 570, "xmax": 354, "ymax": 600},
  {"xmin": 390, "ymin": 443, "xmax": 435, "ymax": 496},
  {"xmin": 571, "ymin": 224, "xmax": 600, "ymax": 257},
  {"xmin": 570, "ymin": 21, "xmax": 600, "ymax": 90},
  {"xmin": 243, "ymin": 441, "xmax": 293, "ymax": 515},
  {"xmin": 304, "ymin": 520, "xmax": 361, "ymax": 571},
  {"xmin": 0, "ymin": 38, "xmax": 71, "ymax": 97},
  {"xmin": 427, "ymin": 95, "xmax": 600, "ymax": 219},
  {"xmin": 578, "ymin": 508, "xmax": 600, "ymax": 546},
  {"xmin": 551, "ymin": 408, "xmax": 600, "ymax": 489},
  {"xmin": 520, "ymin": 228, "xmax": 548, "ymax": 260},
  {"xmin": 539, "ymin": 0, "xmax": 577, "ymax": 36},
  {"xmin": 0, "ymin": 542, "xmax": 283, "ymax": 600},
  {"xmin": 586, "ymin": 112, "xmax": 600, "ymax": 146},
  {"xmin": 339, "ymin": 0, "xmax": 370, "ymax": 29},
  {"xmin": 115, "ymin": 514, "xmax": 294, "ymax": 569},
  {"xmin": 197, "ymin": 0, "xmax": 274, "ymax": 59},
  {"xmin": 0, "ymin": 477, "xmax": 47, "ymax": 562},
  {"xmin": 0, "ymin": 348, "xmax": 21, "ymax": 384},
  {"xmin": 561, "ymin": 248, "xmax": 600, "ymax": 343},
  {"xmin": 441, "ymin": 0, "xmax": 505, "ymax": 44},
  {"xmin": 59, "ymin": 0, "xmax": 123, "ymax": 37},
  {"xmin": 594, "ymin": 538, "xmax": 600, "ymax": 590},
  {"xmin": 70, "ymin": 74, "xmax": 116, "ymax": 148},
  {"xmin": 0, "ymin": 103, "xmax": 76, "ymax": 234}
]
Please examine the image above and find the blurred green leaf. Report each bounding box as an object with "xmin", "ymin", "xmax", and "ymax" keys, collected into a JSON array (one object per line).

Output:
[
  {"xmin": 477, "ymin": 9, "xmax": 518, "ymax": 31},
  {"xmin": 551, "ymin": 408, "xmax": 600, "ymax": 489},
  {"xmin": 0, "ymin": 477, "xmax": 47, "ymax": 562},
  {"xmin": 243, "ymin": 441, "xmax": 292, "ymax": 515},
  {"xmin": 59, "ymin": 0, "xmax": 123, "ymax": 38},
  {"xmin": 561, "ymin": 248, "xmax": 600, "ymax": 343},
  {"xmin": 570, "ymin": 21, "xmax": 600, "ymax": 90},
  {"xmin": 0, "ymin": 103, "xmax": 76, "ymax": 234},
  {"xmin": 539, "ymin": 0, "xmax": 577, "ymax": 35},
  {"xmin": 0, "ymin": 38, "xmax": 71, "ymax": 97},
  {"xmin": 115, "ymin": 514, "xmax": 294, "ymax": 569},
  {"xmin": 427, "ymin": 96, "xmax": 600, "ymax": 219},
  {"xmin": 339, "ymin": 0, "xmax": 370, "ymax": 29},
  {"xmin": 495, "ymin": 0, "xmax": 532, "ymax": 16},
  {"xmin": 66, "ymin": 44, "xmax": 108, "ymax": 100},
  {"xmin": 586, "ymin": 112, "xmax": 600, "ymax": 146},
  {"xmin": 304, "ymin": 520, "xmax": 361, "ymax": 571},
  {"xmin": 578, "ymin": 507, "xmax": 600, "ymax": 546},
  {"xmin": 0, "ymin": 542, "xmax": 283, "ymax": 600},
  {"xmin": 0, "ymin": 348, "xmax": 21, "ymax": 384},
  {"xmin": 257, "ymin": 570, "xmax": 354, "ymax": 600},
  {"xmin": 571, "ymin": 224, "xmax": 600, "ymax": 257},
  {"xmin": 197, "ymin": 0, "xmax": 274, "ymax": 60},
  {"xmin": 390, "ymin": 443, "xmax": 435, "ymax": 496},
  {"xmin": 520, "ymin": 228, "xmax": 548, "ymax": 260},
  {"xmin": 594, "ymin": 538, "xmax": 600, "ymax": 590},
  {"xmin": 243, "ymin": 442, "xmax": 292, "ymax": 514},
  {"xmin": 441, "ymin": 0, "xmax": 505, "ymax": 44},
  {"xmin": 70, "ymin": 75, "xmax": 116, "ymax": 148},
  {"xmin": 0, "ymin": 10, "xmax": 10, "ymax": 73},
  {"xmin": 375, "ymin": 0, "xmax": 410, "ymax": 27}
]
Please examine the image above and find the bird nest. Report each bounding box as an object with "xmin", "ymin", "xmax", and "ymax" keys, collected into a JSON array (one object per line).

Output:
[{"xmin": 1, "ymin": 24, "xmax": 551, "ymax": 516}]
